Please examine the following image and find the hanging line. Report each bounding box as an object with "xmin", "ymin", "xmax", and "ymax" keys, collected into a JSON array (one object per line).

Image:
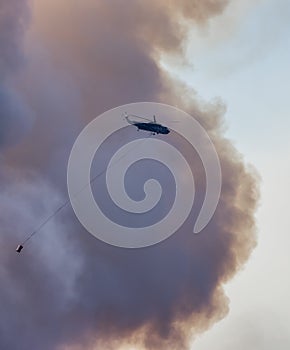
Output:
[{"xmin": 20, "ymin": 135, "xmax": 151, "ymax": 247}]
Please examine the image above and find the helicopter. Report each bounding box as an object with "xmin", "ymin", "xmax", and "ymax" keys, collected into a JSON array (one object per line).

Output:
[
  {"xmin": 15, "ymin": 113, "xmax": 172, "ymax": 254},
  {"xmin": 124, "ymin": 113, "xmax": 170, "ymax": 135},
  {"xmin": 15, "ymin": 113, "xmax": 173, "ymax": 254}
]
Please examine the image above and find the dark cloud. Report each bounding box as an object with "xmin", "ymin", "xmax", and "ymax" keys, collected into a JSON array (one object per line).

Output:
[
  {"xmin": 0, "ymin": 0, "xmax": 32, "ymax": 148},
  {"xmin": 0, "ymin": 1, "xmax": 259, "ymax": 350}
]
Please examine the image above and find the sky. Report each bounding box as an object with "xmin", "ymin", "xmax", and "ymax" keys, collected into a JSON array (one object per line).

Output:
[
  {"xmin": 161, "ymin": 0, "xmax": 290, "ymax": 348},
  {"xmin": 0, "ymin": 0, "xmax": 289, "ymax": 349}
]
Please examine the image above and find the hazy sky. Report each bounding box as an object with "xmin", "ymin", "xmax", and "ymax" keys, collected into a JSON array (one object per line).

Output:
[
  {"xmin": 162, "ymin": 0, "xmax": 290, "ymax": 348},
  {"xmin": 0, "ymin": 0, "xmax": 289, "ymax": 349}
]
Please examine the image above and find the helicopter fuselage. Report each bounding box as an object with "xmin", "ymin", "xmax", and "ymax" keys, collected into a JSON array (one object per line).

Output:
[{"xmin": 134, "ymin": 122, "xmax": 170, "ymax": 134}]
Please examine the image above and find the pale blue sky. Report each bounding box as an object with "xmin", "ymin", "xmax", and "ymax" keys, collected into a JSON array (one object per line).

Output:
[
  {"xmin": 163, "ymin": 0, "xmax": 290, "ymax": 159},
  {"xmin": 163, "ymin": 0, "xmax": 290, "ymax": 348}
]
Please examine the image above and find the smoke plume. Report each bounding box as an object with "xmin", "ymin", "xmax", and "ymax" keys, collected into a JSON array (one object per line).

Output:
[{"xmin": 0, "ymin": 1, "xmax": 259, "ymax": 349}]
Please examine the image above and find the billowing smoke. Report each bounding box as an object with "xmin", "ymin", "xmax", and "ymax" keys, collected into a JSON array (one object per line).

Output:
[
  {"xmin": 0, "ymin": 1, "xmax": 259, "ymax": 350},
  {"xmin": 0, "ymin": 0, "xmax": 33, "ymax": 149}
]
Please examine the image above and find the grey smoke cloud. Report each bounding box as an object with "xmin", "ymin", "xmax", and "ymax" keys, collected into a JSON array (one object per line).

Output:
[
  {"xmin": 0, "ymin": 0, "xmax": 33, "ymax": 148},
  {"xmin": 0, "ymin": 1, "xmax": 258, "ymax": 349}
]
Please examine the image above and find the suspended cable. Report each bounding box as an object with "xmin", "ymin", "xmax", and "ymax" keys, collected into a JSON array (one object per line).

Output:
[{"xmin": 17, "ymin": 136, "xmax": 151, "ymax": 252}]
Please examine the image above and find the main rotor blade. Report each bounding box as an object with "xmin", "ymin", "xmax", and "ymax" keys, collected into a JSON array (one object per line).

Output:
[{"xmin": 126, "ymin": 114, "xmax": 154, "ymax": 123}]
